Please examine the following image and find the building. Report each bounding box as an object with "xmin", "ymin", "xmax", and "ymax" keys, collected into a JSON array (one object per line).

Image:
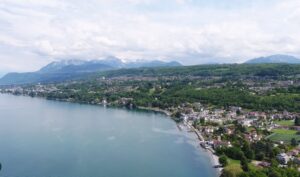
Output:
[{"xmin": 276, "ymin": 153, "xmax": 291, "ymax": 165}]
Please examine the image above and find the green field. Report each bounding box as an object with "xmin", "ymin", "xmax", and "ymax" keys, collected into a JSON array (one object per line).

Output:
[
  {"xmin": 266, "ymin": 129, "xmax": 300, "ymax": 144},
  {"xmin": 274, "ymin": 120, "xmax": 294, "ymax": 126},
  {"xmin": 228, "ymin": 158, "xmax": 240, "ymax": 165},
  {"xmin": 225, "ymin": 159, "xmax": 242, "ymax": 176},
  {"xmin": 272, "ymin": 129, "xmax": 297, "ymax": 134}
]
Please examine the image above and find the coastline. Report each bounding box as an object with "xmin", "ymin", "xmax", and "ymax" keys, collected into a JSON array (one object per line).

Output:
[
  {"xmin": 209, "ymin": 151, "xmax": 222, "ymax": 175},
  {"xmin": 137, "ymin": 106, "xmax": 221, "ymax": 176},
  {"xmin": 185, "ymin": 122, "xmax": 221, "ymax": 176},
  {"xmin": 137, "ymin": 106, "xmax": 172, "ymax": 116}
]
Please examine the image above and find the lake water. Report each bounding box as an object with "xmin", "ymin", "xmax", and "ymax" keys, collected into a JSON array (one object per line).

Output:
[{"xmin": 0, "ymin": 94, "xmax": 217, "ymax": 177}]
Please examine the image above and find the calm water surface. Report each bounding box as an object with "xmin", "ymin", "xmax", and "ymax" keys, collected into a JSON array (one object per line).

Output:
[{"xmin": 0, "ymin": 94, "xmax": 217, "ymax": 177}]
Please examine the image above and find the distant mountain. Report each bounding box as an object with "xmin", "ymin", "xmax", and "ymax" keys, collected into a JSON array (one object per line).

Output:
[
  {"xmin": 0, "ymin": 72, "xmax": 89, "ymax": 86},
  {"xmin": 0, "ymin": 57, "xmax": 182, "ymax": 85},
  {"xmin": 39, "ymin": 59, "xmax": 114, "ymax": 73},
  {"xmin": 126, "ymin": 60, "xmax": 181, "ymax": 68},
  {"xmin": 245, "ymin": 54, "xmax": 300, "ymax": 64}
]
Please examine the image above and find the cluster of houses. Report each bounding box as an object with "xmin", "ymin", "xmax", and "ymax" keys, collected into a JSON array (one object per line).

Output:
[
  {"xmin": 173, "ymin": 103, "xmax": 300, "ymax": 153},
  {"xmin": 276, "ymin": 148, "xmax": 300, "ymax": 165},
  {"xmin": 245, "ymin": 79, "xmax": 299, "ymax": 93},
  {"xmin": 0, "ymin": 84, "xmax": 59, "ymax": 96}
]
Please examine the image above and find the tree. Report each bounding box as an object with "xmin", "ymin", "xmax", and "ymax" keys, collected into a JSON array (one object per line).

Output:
[
  {"xmin": 268, "ymin": 170, "xmax": 281, "ymax": 177},
  {"xmin": 272, "ymin": 147, "xmax": 280, "ymax": 157},
  {"xmin": 236, "ymin": 124, "xmax": 246, "ymax": 133},
  {"xmin": 294, "ymin": 117, "xmax": 300, "ymax": 126},
  {"xmin": 270, "ymin": 159, "xmax": 279, "ymax": 167},
  {"xmin": 239, "ymin": 170, "xmax": 268, "ymax": 177},
  {"xmin": 242, "ymin": 141, "xmax": 254, "ymax": 160},
  {"xmin": 219, "ymin": 155, "xmax": 229, "ymax": 167},
  {"xmin": 291, "ymin": 138, "xmax": 298, "ymax": 147},
  {"xmin": 240, "ymin": 155, "xmax": 249, "ymax": 172},
  {"xmin": 220, "ymin": 169, "xmax": 235, "ymax": 177},
  {"xmin": 223, "ymin": 147, "xmax": 244, "ymax": 160},
  {"xmin": 200, "ymin": 118, "xmax": 205, "ymax": 125},
  {"xmin": 255, "ymin": 152, "xmax": 265, "ymax": 161},
  {"xmin": 238, "ymin": 173, "xmax": 249, "ymax": 177}
]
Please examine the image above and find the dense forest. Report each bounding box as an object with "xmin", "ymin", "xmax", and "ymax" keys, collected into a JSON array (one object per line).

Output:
[{"xmin": 95, "ymin": 63, "xmax": 300, "ymax": 78}]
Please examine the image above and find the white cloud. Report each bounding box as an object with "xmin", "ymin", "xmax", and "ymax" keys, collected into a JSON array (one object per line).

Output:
[{"xmin": 0, "ymin": 0, "xmax": 300, "ymax": 72}]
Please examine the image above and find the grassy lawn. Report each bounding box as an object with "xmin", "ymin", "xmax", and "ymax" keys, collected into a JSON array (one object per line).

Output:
[
  {"xmin": 148, "ymin": 88, "xmax": 155, "ymax": 95},
  {"xmin": 224, "ymin": 158, "xmax": 257, "ymax": 176},
  {"xmin": 272, "ymin": 129, "xmax": 297, "ymax": 134},
  {"xmin": 246, "ymin": 127, "xmax": 256, "ymax": 132},
  {"xmin": 274, "ymin": 120, "xmax": 294, "ymax": 126},
  {"xmin": 228, "ymin": 158, "xmax": 240, "ymax": 165},
  {"xmin": 224, "ymin": 164, "xmax": 242, "ymax": 176},
  {"xmin": 266, "ymin": 129, "xmax": 300, "ymax": 144}
]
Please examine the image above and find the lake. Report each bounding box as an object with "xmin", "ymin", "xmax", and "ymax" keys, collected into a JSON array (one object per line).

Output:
[{"xmin": 0, "ymin": 94, "xmax": 217, "ymax": 177}]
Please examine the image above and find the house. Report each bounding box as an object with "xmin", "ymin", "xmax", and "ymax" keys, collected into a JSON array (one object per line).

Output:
[
  {"xmin": 293, "ymin": 157, "xmax": 300, "ymax": 165},
  {"xmin": 276, "ymin": 153, "xmax": 291, "ymax": 165},
  {"xmin": 212, "ymin": 140, "xmax": 232, "ymax": 149},
  {"xmin": 202, "ymin": 127, "xmax": 214, "ymax": 134},
  {"xmin": 287, "ymin": 149, "xmax": 299, "ymax": 157},
  {"xmin": 258, "ymin": 161, "xmax": 271, "ymax": 167},
  {"xmin": 225, "ymin": 127, "xmax": 233, "ymax": 135},
  {"xmin": 249, "ymin": 131, "xmax": 262, "ymax": 141},
  {"xmin": 238, "ymin": 119, "xmax": 254, "ymax": 127},
  {"xmin": 292, "ymin": 126, "xmax": 300, "ymax": 131},
  {"xmin": 258, "ymin": 112, "xmax": 267, "ymax": 120},
  {"xmin": 247, "ymin": 112, "xmax": 259, "ymax": 119},
  {"xmin": 229, "ymin": 106, "xmax": 242, "ymax": 112},
  {"xmin": 244, "ymin": 134, "xmax": 252, "ymax": 142}
]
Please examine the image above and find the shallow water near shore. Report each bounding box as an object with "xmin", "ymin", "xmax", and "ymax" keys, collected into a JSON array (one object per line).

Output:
[{"xmin": 0, "ymin": 94, "xmax": 217, "ymax": 177}]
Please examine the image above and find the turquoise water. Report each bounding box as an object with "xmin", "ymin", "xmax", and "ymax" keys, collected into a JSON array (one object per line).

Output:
[{"xmin": 0, "ymin": 94, "xmax": 217, "ymax": 177}]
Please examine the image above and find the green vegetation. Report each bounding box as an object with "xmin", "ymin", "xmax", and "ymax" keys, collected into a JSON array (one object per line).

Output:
[
  {"xmin": 228, "ymin": 158, "xmax": 241, "ymax": 166},
  {"xmin": 291, "ymin": 138, "xmax": 298, "ymax": 146},
  {"xmin": 96, "ymin": 63, "xmax": 300, "ymax": 78},
  {"xmin": 274, "ymin": 120, "xmax": 294, "ymax": 126},
  {"xmin": 7, "ymin": 63, "xmax": 300, "ymax": 112},
  {"xmin": 295, "ymin": 117, "xmax": 300, "ymax": 126},
  {"xmin": 41, "ymin": 80, "xmax": 300, "ymax": 112},
  {"xmin": 272, "ymin": 129, "xmax": 297, "ymax": 134},
  {"xmin": 219, "ymin": 155, "xmax": 229, "ymax": 167},
  {"xmin": 215, "ymin": 131, "xmax": 300, "ymax": 177},
  {"xmin": 222, "ymin": 163, "xmax": 243, "ymax": 177},
  {"xmin": 266, "ymin": 129, "xmax": 300, "ymax": 144}
]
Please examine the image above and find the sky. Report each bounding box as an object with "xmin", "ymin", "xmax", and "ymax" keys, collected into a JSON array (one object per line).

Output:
[{"xmin": 1, "ymin": 0, "xmax": 300, "ymax": 73}]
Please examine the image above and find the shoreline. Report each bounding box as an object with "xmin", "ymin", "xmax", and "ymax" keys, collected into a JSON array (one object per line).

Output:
[
  {"xmin": 209, "ymin": 150, "xmax": 222, "ymax": 175},
  {"xmin": 184, "ymin": 122, "xmax": 221, "ymax": 176},
  {"xmin": 137, "ymin": 106, "xmax": 172, "ymax": 116}
]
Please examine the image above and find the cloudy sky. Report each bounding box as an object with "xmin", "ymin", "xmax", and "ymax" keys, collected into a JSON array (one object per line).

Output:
[{"xmin": 0, "ymin": 0, "xmax": 300, "ymax": 74}]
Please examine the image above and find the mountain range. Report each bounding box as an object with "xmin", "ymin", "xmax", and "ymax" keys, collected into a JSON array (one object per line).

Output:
[
  {"xmin": 244, "ymin": 54, "xmax": 300, "ymax": 64},
  {"xmin": 1, "ymin": 54, "xmax": 300, "ymax": 86},
  {"xmin": 0, "ymin": 57, "xmax": 181, "ymax": 85}
]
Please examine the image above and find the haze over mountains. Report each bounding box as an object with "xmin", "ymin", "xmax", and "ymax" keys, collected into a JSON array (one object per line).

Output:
[
  {"xmin": 40, "ymin": 57, "xmax": 181, "ymax": 73},
  {"xmin": 244, "ymin": 54, "xmax": 300, "ymax": 64},
  {"xmin": 0, "ymin": 57, "xmax": 181, "ymax": 85}
]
